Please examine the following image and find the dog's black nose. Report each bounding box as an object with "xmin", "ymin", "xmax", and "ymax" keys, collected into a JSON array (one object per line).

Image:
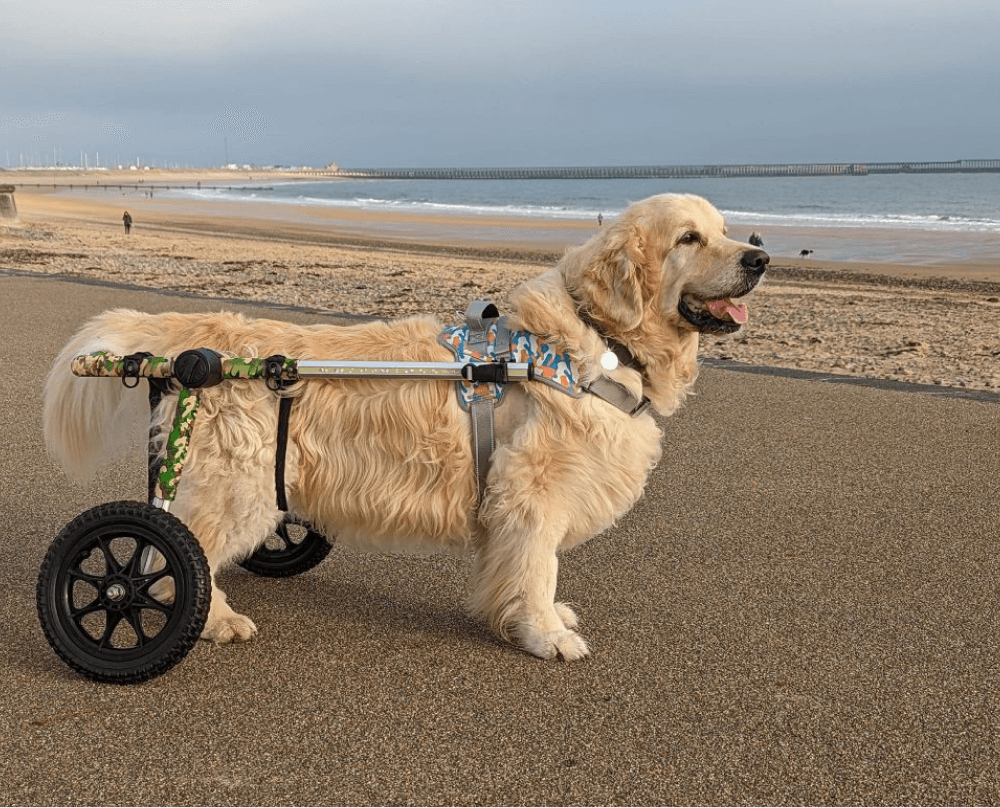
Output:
[{"xmin": 741, "ymin": 249, "xmax": 769, "ymax": 275}]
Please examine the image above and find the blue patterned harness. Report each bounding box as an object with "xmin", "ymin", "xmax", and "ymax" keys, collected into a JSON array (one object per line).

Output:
[{"xmin": 439, "ymin": 302, "xmax": 649, "ymax": 501}]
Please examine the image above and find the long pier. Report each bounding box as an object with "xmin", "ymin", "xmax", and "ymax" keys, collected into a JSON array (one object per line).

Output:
[
  {"xmin": 326, "ymin": 159, "xmax": 1000, "ymax": 180},
  {"xmin": 7, "ymin": 183, "xmax": 275, "ymax": 192}
]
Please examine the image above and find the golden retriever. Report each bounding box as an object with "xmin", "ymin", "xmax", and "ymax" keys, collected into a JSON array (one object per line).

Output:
[{"xmin": 43, "ymin": 194, "xmax": 768, "ymax": 660}]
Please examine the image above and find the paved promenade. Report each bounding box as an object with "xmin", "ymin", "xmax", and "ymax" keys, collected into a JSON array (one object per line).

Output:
[{"xmin": 1, "ymin": 272, "xmax": 998, "ymax": 805}]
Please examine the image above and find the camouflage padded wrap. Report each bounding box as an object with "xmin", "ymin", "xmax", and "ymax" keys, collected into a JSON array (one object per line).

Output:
[
  {"xmin": 222, "ymin": 355, "xmax": 297, "ymax": 381},
  {"xmin": 71, "ymin": 352, "xmax": 299, "ymax": 383},
  {"xmin": 72, "ymin": 351, "xmax": 172, "ymax": 378},
  {"xmin": 155, "ymin": 389, "xmax": 199, "ymax": 502}
]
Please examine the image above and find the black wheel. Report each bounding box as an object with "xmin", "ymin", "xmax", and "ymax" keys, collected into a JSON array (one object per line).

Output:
[
  {"xmin": 238, "ymin": 516, "xmax": 332, "ymax": 578},
  {"xmin": 37, "ymin": 501, "xmax": 211, "ymax": 684}
]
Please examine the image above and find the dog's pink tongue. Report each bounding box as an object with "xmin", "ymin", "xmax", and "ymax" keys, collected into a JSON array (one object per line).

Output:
[{"xmin": 706, "ymin": 298, "xmax": 748, "ymax": 324}]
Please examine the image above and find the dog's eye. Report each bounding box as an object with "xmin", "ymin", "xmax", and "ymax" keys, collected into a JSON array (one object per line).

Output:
[{"xmin": 678, "ymin": 231, "xmax": 702, "ymax": 246}]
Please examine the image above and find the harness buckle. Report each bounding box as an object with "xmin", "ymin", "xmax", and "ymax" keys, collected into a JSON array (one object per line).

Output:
[{"xmin": 461, "ymin": 361, "xmax": 509, "ymax": 385}]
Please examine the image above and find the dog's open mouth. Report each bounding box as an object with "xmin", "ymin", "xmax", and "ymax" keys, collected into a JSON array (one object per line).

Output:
[{"xmin": 678, "ymin": 294, "xmax": 748, "ymax": 335}]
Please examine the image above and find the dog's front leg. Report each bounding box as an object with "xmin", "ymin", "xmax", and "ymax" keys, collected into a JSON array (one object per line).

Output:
[{"xmin": 469, "ymin": 507, "xmax": 589, "ymax": 661}]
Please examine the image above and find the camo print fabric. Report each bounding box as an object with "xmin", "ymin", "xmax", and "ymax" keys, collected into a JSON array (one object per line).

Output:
[
  {"xmin": 222, "ymin": 356, "xmax": 297, "ymax": 380},
  {"xmin": 439, "ymin": 320, "xmax": 582, "ymax": 409},
  {"xmin": 71, "ymin": 352, "xmax": 298, "ymax": 382},
  {"xmin": 155, "ymin": 389, "xmax": 199, "ymax": 502},
  {"xmin": 71, "ymin": 352, "xmax": 172, "ymax": 378}
]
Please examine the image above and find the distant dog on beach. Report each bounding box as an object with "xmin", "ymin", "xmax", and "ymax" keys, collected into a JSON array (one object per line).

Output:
[
  {"xmin": 44, "ymin": 194, "xmax": 768, "ymax": 661},
  {"xmin": 800, "ymin": 249, "xmax": 814, "ymax": 257}
]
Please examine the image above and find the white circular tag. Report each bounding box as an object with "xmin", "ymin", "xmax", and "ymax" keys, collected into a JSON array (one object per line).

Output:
[{"xmin": 600, "ymin": 350, "xmax": 619, "ymax": 371}]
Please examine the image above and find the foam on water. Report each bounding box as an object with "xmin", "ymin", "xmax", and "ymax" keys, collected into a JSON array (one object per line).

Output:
[{"xmin": 165, "ymin": 172, "xmax": 1000, "ymax": 262}]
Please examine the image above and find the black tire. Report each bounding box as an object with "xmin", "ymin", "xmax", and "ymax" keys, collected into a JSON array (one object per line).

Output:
[
  {"xmin": 37, "ymin": 501, "xmax": 211, "ymax": 684},
  {"xmin": 238, "ymin": 516, "xmax": 332, "ymax": 578}
]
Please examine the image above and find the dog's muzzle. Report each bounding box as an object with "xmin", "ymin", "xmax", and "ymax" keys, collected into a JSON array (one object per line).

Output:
[{"xmin": 678, "ymin": 249, "xmax": 769, "ymax": 335}]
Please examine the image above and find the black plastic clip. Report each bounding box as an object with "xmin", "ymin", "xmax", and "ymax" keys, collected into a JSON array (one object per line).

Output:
[
  {"xmin": 121, "ymin": 352, "xmax": 152, "ymax": 389},
  {"xmin": 264, "ymin": 354, "xmax": 291, "ymax": 392},
  {"xmin": 462, "ymin": 361, "xmax": 508, "ymax": 385}
]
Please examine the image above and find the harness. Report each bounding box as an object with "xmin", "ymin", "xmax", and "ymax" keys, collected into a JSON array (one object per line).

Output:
[
  {"xmin": 269, "ymin": 301, "xmax": 650, "ymax": 509},
  {"xmin": 439, "ymin": 302, "xmax": 651, "ymax": 502}
]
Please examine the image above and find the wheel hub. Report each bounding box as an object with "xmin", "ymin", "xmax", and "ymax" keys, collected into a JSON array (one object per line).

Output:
[{"xmin": 101, "ymin": 576, "xmax": 134, "ymax": 610}]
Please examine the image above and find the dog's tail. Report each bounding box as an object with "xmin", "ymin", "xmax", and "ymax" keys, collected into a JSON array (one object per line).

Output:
[{"xmin": 43, "ymin": 309, "xmax": 162, "ymax": 483}]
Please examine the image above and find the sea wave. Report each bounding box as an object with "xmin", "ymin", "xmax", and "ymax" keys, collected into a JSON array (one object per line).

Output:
[
  {"xmin": 174, "ymin": 187, "xmax": 605, "ymax": 219},
  {"xmin": 722, "ymin": 209, "xmax": 1000, "ymax": 233},
  {"xmin": 170, "ymin": 186, "xmax": 1000, "ymax": 233}
]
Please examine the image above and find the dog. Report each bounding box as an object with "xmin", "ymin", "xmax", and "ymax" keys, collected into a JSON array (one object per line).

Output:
[{"xmin": 43, "ymin": 194, "xmax": 768, "ymax": 660}]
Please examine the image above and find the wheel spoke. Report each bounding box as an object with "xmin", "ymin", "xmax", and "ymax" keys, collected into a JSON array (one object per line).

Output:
[
  {"xmin": 67, "ymin": 565, "xmax": 104, "ymax": 588},
  {"xmin": 133, "ymin": 589, "xmax": 174, "ymax": 615},
  {"xmin": 124, "ymin": 609, "xmax": 150, "ymax": 646},
  {"xmin": 96, "ymin": 536, "xmax": 123, "ymax": 574},
  {"xmin": 97, "ymin": 612, "xmax": 125, "ymax": 648},
  {"xmin": 69, "ymin": 598, "xmax": 104, "ymax": 621},
  {"xmin": 124, "ymin": 539, "xmax": 147, "ymax": 577}
]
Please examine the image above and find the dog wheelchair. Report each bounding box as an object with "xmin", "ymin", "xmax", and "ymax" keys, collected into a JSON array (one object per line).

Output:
[{"xmin": 36, "ymin": 317, "xmax": 539, "ymax": 684}]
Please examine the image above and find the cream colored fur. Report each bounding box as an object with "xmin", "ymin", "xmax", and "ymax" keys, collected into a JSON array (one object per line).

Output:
[{"xmin": 43, "ymin": 194, "xmax": 765, "ymax": 659}]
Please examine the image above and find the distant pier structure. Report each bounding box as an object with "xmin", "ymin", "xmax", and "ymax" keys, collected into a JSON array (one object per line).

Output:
[{"xmin": 321, "ymin": 159, "xmax": 1000, "ymax": 181}]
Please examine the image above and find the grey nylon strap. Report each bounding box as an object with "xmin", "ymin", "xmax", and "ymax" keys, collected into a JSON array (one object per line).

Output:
[
  {"xmin": 583, "ymin": 377, "xmax": 651, "ymax": 417},
  {"xmin": 465, "ymin": 302, "xmax": 500, "ymax": 501},
  {"xmin": 469, "ymin": 398, "xmax": 495, "ymax": 500},
  {"xmin": 465, "ymin": 301, "xmax": 499, "ymax": 344}
]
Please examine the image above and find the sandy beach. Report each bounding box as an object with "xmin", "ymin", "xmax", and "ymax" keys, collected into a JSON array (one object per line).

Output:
[{"xmin": 3, "ymin": 169, "xmax": 999, "ymax": 392}]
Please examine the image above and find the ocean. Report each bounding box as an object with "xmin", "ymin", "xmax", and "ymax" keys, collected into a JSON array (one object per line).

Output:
[{"xmin": 169, "ymin": 172, "xmax": 1000, "ymax": 265}]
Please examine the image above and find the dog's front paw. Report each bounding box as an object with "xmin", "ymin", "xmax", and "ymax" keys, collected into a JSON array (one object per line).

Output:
[
  {"xmin": 201, "ymin": 612, "xmax": 257, "ymax": 644},
  {"xmin": 513, "ymin": 623, "xmax": 590, "ymax": 661}
]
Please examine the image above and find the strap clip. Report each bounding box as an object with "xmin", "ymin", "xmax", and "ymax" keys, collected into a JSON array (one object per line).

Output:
[
  {"xmin": 121, "ymin": 351, "xmax": 151, "ymax": 389},
  {"xmin": 462, "ymin": 361, "xmax": 508, "ymax": 384},
  {"xmin": 264, "ymin": 354, "xmax": 292, "ymax": 392}
]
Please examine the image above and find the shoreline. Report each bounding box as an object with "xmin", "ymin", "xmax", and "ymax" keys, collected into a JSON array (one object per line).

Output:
[
  {"xmin": 8, "ymin": 167, "xmax": 1000, "ymax": 274},
  {"xmin": 11, "ymin": 179, "xmax": 1000, "ymax": 284},
  {"xmin": 3, "ymin": 178, "xmax": 999, "ymax": 392}
]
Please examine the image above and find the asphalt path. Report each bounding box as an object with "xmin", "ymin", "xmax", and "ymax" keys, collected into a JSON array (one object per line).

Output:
[{"xmin": 1, "ymin": 273, "xmax": 998, "ymax": 806}]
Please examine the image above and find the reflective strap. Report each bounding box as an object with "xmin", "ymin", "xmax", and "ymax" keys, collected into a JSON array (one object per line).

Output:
[
  {"xmin": 583, "ymin": 377, "xmax": 651, "ymax": 418},
  {"xmin": 495, "ymin": 316, "xmax": 511, "ymax": 360},
  {"xmin": 465, "ymin": 302, "xmax": 500, "ymax": 501},
  {"xmin": 470, "ymin": 398, "xmax": 495, "ymax": 501},
  {"xmin": 464, "ymin": 301, "xmax": 500, "ymax": 334}
]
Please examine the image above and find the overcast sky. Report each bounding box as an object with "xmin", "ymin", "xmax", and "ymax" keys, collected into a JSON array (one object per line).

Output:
[{"xmin": 3, "ymin": 0, "xmax": 998, "ymax": 169}]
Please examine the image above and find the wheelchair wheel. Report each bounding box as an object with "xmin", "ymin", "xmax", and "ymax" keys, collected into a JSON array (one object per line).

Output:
[
  {"xmin": 238, "ymin": 516, "xmax": 332, "ymax": 578},
  {"xmin": 37, "ymin": 501, "xmax": 211, "ymax": 684}
]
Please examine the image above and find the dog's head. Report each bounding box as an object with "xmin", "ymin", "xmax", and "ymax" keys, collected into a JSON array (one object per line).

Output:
[
  {"xmin": 563, "ymin": 193, "xmax": 768, "ymax": 412},
  {"xmin": 571, "ymin": 193, "xmax": 767, "ymax": 337}
]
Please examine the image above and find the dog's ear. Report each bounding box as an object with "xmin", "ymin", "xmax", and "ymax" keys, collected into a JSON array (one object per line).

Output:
[{"xmin": 582, "ymin": 224, "xmax": 647, "ymax": 332}]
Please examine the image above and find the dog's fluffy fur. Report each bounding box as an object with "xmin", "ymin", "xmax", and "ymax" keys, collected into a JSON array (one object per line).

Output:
[{"xmin": 44, "ymin": 194, "xmax": 767, "ymax": 660}]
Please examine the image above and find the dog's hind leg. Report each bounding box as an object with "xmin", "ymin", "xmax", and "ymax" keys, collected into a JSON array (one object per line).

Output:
[{"xmin": 469, "ymin": 506, "xmax": 590, "ymax": 661}]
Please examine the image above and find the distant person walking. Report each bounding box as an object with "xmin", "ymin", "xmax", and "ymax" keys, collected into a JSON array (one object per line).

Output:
[
  {"xmin": 597, "ymin": 213, "xmax": 603, "ymax": 226},
  {"xmin": 122, "ymin": 211, "xmax": 132, "ymax": 235}
]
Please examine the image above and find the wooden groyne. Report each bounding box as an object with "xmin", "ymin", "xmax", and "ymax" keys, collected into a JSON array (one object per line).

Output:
[
  {"xmin": 324, "ymin": 159, "xmax": 1000, "ymax": 180},
  {"xmin": 0, "ymin": 185, "xmax": 16, "ymax": 220}
]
